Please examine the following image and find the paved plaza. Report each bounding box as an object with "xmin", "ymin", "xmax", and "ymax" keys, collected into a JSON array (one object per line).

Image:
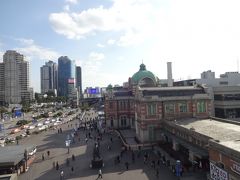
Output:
[{"xmin": 17, "ymin": 112, "xmax": 207, "ymax": 180}]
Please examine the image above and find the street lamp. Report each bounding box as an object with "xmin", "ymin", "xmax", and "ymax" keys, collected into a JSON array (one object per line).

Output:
[{"xmin": 24, "ymin": 149, "xmax": 28, "ymax": 172}]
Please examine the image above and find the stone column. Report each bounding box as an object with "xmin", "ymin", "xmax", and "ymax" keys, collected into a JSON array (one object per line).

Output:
[
  {"xmin": 172, "ymin": 139, "xmax": 179, "ymax": 151},
  {"xmin": 189, "ymin": 150, "xmax": 194, "ymax": 162}
]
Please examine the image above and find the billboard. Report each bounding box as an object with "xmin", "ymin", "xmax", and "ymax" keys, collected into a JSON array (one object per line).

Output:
[
  {"xmin": 210, "ymin": 162, "xmax": 228, "ymax": 180},
  {"xmin": 88, "ymin": 87, "xmax": 100, "ymax": 94},
  {"xmin": 68, "ymin": 78, "xmax": 75, "ymax": 84}
]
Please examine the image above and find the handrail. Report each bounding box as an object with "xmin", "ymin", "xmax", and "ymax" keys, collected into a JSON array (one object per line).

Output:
[{"xmin": 113, "ymin": 129, "xmax": 157, "ymax": 149}]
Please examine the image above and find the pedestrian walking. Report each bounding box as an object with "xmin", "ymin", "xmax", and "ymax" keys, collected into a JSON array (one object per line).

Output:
[
  {"xmin": 66, "ymin": 158, "xmax": 70, "ymax": 166},
  {"xmin": 125, "ymin": 162, "xmax": 129, "ymax": 170},
  {"xmin": 53, "ymin": 161, "xmax": 55, "ymax": 168},
  {"xmin": 60, "ymin": 170, "xmax": 64, "ymax": 180},
  {"xmin": 71, "ymin": 166, "xmax": 74, "ymax": 173},
  {"xmin": 47, "ymin": 150, "xmax": 50, "ymax": 157},
  {"xmin": 156, "ymin": 168, "xmax": 159, "ymax": 178},
  {"xmin": 72, "ymin": 154, "xmax": 75, "ymax": 161},
  {"xmin": 85, "ymin": 137, "xmax": 88, "ymax": 144},
  {"xmin": 144, "ymin": 156, "xmax": 147, "ymax": 164},
  {"xmin": 132, "ymin": 152, "xmax": 135, "ymax": 163},
  {"xmin": 97, "ymin": 169, "xmax": 103, "ymax": 179},
  {"xmin": 110, "ymin": 137, "xmax": 113, "ymax": 143},
  {"xmin": 56, "ymin": 161, "xmax": 59, "ymax": 170},
  {"xmin": 42, "ymin": 154, "xmax": 45, "ymax": 161}
]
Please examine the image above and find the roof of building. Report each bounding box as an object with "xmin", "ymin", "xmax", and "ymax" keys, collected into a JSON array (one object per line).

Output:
[
  {"xmin": 131, "ymin": 64, "xmax": 157, "ymax": 84},
  {"xmin": 140, "ymin": 86, "xmax": 205, "ymax": 97},
  {"xmin": 0, "ymin": 145, "xmax": 35, "ymax": 167},
  {"xmin": 114, "ymin": 91, "xmax": 133, "ymax": 97},
  {"xmin": 175, "ymin": 118, "xmax": 240, "ymax": 153}
]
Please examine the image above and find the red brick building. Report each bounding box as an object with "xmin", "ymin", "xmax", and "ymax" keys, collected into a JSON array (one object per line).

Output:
[
  {"xmin": 104, "ymin": 63, "xmax": 211, "ymax": 142},
  {"xmin": 105, "ymin": 64, "xmax": 240, "ymax": 178}
]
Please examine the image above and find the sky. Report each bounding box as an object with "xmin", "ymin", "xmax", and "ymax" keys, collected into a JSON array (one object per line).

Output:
[{"xmin": 1, "ymin": 0, "xmax": 240, "ymax": 93}]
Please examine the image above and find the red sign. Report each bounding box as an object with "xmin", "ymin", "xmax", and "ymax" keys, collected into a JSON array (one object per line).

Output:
[{"xmin": 68, "ymin": 78, "xmax": 75, "ymax": 84}]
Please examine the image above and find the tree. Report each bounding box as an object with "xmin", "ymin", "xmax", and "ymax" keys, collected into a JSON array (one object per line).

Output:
[{"xmin": 0, "ymin": 106, "xmax": 8, "ymax": 119}]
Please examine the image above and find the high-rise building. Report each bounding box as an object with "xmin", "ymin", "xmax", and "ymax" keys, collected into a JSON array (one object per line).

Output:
[
  {"xmin": 2, "ymin": 50, "xmax": 30, "ymax": 104},
  {"xmin": 75, "ymin": 66, "xmax": 82, "ymax": 98},
  {"xmin": 0, "ymin": 62, "xmax": 4, "ymax": 105},
  {"xmin": 40, "ymin": 60, "xmax": 58, "ymax": 94},
  {"xmin": 57, "ymin": 56, "xmax": 75, "ymax": 97}
]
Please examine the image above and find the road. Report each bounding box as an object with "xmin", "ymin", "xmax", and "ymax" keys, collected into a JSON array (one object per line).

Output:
[{"xmin": 0, "ymin": 108, "xmax": 80, "ymax": 141}]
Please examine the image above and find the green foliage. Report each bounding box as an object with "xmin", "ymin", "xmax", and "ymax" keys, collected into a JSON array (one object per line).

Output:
[
  {"xmin": 0, "ymin": 106, "xmax": 8, "ymax": 113},
  {"xmin": 16, "ymin": 120, "xmax": 29, "ymax": 126}
]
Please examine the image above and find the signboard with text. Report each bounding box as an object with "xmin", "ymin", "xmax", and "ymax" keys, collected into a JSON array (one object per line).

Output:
[
  {"xmin": 230, "ymin": 160, "xmax": 240, "ymax": 176},
  {"xmin": 210, "ymin": 162, "xmax": 228, "ymax": 180}
]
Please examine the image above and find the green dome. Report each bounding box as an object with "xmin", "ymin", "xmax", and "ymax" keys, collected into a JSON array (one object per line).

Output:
[{"xmin": 131, "ymin": 64, "xmax": 157, "ymax": 85}]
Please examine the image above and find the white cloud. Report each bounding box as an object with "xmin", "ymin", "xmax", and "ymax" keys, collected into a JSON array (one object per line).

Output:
[
  {"xmin": 15, "ymin": 38, "xmax": 34, "ymax": 46},
  {"xmin": 107, "ymin": 39, "xmax": 115, "ymax": 45},
  {"xmin": 49, "ymin": 0, "xmax": 157, "ymax": 44},
  {"xmin": 88, "ymin": 52, "xmax": 105, "ymax": 61},
  {"xmin": 15, "ymin": 39, "xmax": 60, "ymax": 61},
  {"xmin": 49, "ymin": 0, "xmax": 240, "ymax": 84},
  {"xmin": 65, "ymin": 0, "xmax": 78, "ymax": 4},
  {"xmin": 64, "ymin": 5, "xmax": 70, "ymax": 11},
  {"xmin": 97, "ymin": 43, "xmax": 105, "ymax": 48},
  {"xmin": 81, "ymin": 52, "xmax": 106, "ymax": 87}
]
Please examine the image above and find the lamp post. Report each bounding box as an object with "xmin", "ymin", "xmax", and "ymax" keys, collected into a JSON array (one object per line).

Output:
[{"xmin": 24, "ymin": 149, "xmax": 28, "ymax": 172}]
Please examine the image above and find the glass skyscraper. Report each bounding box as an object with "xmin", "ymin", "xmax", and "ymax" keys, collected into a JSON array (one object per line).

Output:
[{"xmin": 57, "ymin": 56, "xmax": 75, "ymax": 97}]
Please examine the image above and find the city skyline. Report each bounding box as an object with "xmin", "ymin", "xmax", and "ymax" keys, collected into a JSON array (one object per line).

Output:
[{"xmin": 1, "ymin": 0, "xmax": 240, "ymax": 93}]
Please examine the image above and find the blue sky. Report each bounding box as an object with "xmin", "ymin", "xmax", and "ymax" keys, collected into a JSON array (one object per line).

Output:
[{"xmin": 1, "ymin": 0, "xmax": 240, "ymax": 92}]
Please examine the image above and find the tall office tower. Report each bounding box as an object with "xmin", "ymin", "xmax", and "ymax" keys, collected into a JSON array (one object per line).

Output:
[
  {"xmin": 0, "ymin": 62, "xmax": 4, "ymax": 105},
  {"xmin": 75, "ymin": 66, "xmax": 82, "ymax": 98},
  {"xmin": 3, "ymin": 50, "xmax": 30, "ymax": 104},
  {"xmin": 58, "ymin": 56, "xmax": 75, "ymax": 97},
  {"xmin": 40, "ymin": 60, "xmax": 58, "ymax": 94}
]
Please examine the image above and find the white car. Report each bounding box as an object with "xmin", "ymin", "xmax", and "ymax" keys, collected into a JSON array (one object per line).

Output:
[
  {"xmin": 51, "ymin": 119, "xmax": 56, "ymax": 122},
  {"xmin": 38, "ymin": 125, "xmax": 48, "ymax": 130},
  {"xmin": 37, "ymin": 123, "xmax": 43, "ymax": 127},
  {"xmin": 44, "ymin": 120, "xmax": 50, "ymax": 125},
  {"xmin": 28, "ymin": 125, "xmax": 35, "ymax": 130},
  {"xmin": 53, "ymin": 122, "xmax": 59, "ymax": 126},
  {"xmin": 28, "ymin": 146, "xmax": 37, "ymax": 156}
]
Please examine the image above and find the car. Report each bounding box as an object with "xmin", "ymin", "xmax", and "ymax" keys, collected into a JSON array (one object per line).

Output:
[
  {"xmin": 51, "ymin": 119, "xmax": 56, "ymax": 122},
  {"xmin": 11, "ymin": 128, "xmax": 20, "ymax": 134},
  {"xmin": 21, "ymin": 125, "xmax": 29, "ymax": 129},
  {"xmin": 53, "ymin": 122, "xmax": 59, "ymax": 126},
  {"xmin": 28, "ymin": 125, "xmax": 35, "ymax": 130},
  {"xmin": 20, "ymin": 133, "xmax": 27, "ymax": 137},
  {"xmin": 44, "ymin": 120, "xmax": 50, "ymax": 125},
  {"xmin": 37, "ymin": 123, "xmax": 43, "ymax": 127},
  {"xmin": 38, "ymin": 125, "xmax": 48, "ymax": 130},
  {"xmin": 28, "ymin": 146, "xmax": 37, "ymax": 156}
]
